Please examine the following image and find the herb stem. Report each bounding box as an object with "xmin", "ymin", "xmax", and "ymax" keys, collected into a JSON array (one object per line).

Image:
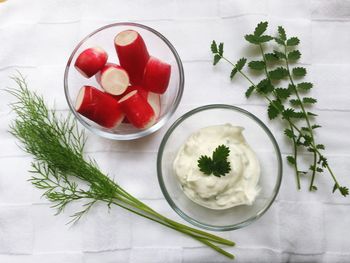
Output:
[{"xmin": 283, "ymin": 44, "xmax": 317, "ymax": 191}]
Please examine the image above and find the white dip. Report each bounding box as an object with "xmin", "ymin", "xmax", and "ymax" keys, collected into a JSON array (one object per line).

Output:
[{"xmin": 173, "ymin": 124, "xmax": 260, "ymax": 210}]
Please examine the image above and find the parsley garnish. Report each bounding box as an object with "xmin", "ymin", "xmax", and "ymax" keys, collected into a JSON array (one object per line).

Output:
[{"xmin": 198, "ymin": 145, "xmax": 231, "ymax": 177}]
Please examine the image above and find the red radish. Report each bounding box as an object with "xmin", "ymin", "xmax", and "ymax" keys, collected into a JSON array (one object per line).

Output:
[
  {"xmin": 75, "ymin": 86, "xmax": 124, "ymax": 128},
  {"xmin": 114, "ymin": 30, "xmax": 149, "ymax": 85},
  {"xmin": 96, "ymin": 63, "xmax": 129, "ymax": 95},
  {"xmin": 143, "ymin": 56, "xmax": 171, "ymax": 94},
  {"xmin": 114, "ymin": 86, "xmax": 161, "ymax": 120},
  {"xmin": 118, "ymin": 90, "xmax": 155, "ymax": 129},
  {"xmin": 74, "ymin": 47, "xmax": 108, "ymax": 78}
]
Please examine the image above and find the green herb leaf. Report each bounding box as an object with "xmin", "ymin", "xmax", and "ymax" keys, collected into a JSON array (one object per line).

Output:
[
  {"xmin": 230, "ymin": 68, "xmax": 238, "ymax": 79},
  {"xmin": 275, "ymin": 87, "xmax": 291, "ymax": 99},
  {"xmin": 259, "ymin": 35, "xmax": 274, "ymax": 42},
  {"xmin": 287, "ymin": 37, "xmax": 300, "ymax": 46},
  {"xmin": 274, "ymin": 38, "xmax": 285, "ymax": 45},
  {"xmin": 211, "ymin": 40, "xmax": 218, "ymax": 54},
  {"xmin": 284, "ymin": 129, "xmax": 295, "ymax": 139},
  {"xmin": 278, "ymin": 26, "xmax": 287, "ymax": 40},
  {"xmin": 236, "ymin": 58, "xmax": 247, "ymax": 71},
  {"xmin": 307, "ymin": 111, "xmax": 318, "ymax": 117},
  {"xmin": 265, "ymin": 52, "xmax": 279, "ymax": 61},
  {"xmin": 293, "ymin": 67, "xmax": 307, "ymax": 77},
  {"xmin": 273, "ymin": 50, "xmax": 286, "ymax": 59},
  {"xmin": 288, "ymin": 50, "xmax": 301, "ymax": 60},
  {"xmin": 245, "ymin": 86, "xmax": 255, "ymax": 98},
  {"xmin": 213, "ymin": 54, "xmax": 221, "ymax": 65},
  {"xmin": 269, "ymin": 67, "xmax": 288, "ymax": 80},
  {"xmin": 268, "ymin": 100, "xmax": 283, "ymax": 119},
  {"xmin": 248, "ymin": 60, "xmax": 265, "ymax": 70},
  {"xmin": 297, "ymin": 82, "xmax": 313, "ymax": 90},
  {"xmin": 245, "ymin": 34, "xmax": 259, "ymax": 44},
  {"xmin": 316, "ymin": 144, "xmax": 325, "ymax": 150},
  {"xmin": 303, "ymin": 97, "xmax": 317, "ymax": 104},
  {"xmin": 312, "ymin": 124, "xmax": 322, "ymax": 129},
  {"xmin": 290, "ymin": 99, "xmax": 302, "ymax": 106},
  {"xmin": 339, "ymin": 186, "xmax": 349, "ymax": 196},
  {"xmin": 218, "ymin": 42, "xmax": 224, "ymax": 56},
  {"xmin": 311, "ymin": 185, "xmax": 318, "ymax": 191},
  {"xmin": 287, "ymin": 156, "xmax": 296, "ymax": 165},
  {"xmin": 197, "ymin": 145, "xmax": 231, "ymax": 177},
  {"xmin": 254, "ymin": 21, "xmax": 268, "ymax": 37},
  {"xmin": 257, "ymin": 79, "xmax": 274, "ymax": 94}
]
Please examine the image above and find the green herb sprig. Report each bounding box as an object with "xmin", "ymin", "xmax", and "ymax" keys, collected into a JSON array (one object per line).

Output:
[
  {"xmin": 198, "ymin": 145, "xmax": 231, "ymax": 177},
  {"xmin": 7, "ymin": 74, "xmax": 235, "ymax": 259},
  {"xmin": 211, "ymin": 21, "xmax": 348, "ymax": 197}
]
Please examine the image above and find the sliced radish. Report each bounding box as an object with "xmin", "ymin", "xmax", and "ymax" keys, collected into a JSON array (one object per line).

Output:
[
  {"xmin": 143, "ymin": 56, "xmax": 171, "ymax": 94},
  {"xmin": 114, "ymin": 85, "xmax": 148, "ymax": 101},
  {"xmin": 118, "ymin": 90, "xmax": 155, "ymax": 129},
  {"xmin": 74, "ymin": 47, "xmax": 108, "ymax": 78},
  {"xmin": 147, "ymin": 92, "xmax": 161, "ymax": 119},
  {"xmin": 95, "ymin": 63, "xmax": 129, "ymax": 95},
  {"xmin": 75, "ymin": 86, "xmax": 124, "ymax": 128},
  {"xmin": 114, "ymin": 30, "xmax": 149, "ymax": 85}
]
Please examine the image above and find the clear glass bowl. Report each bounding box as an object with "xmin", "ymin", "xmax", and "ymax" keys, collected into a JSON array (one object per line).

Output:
[
  {"xmin": 64, "ymin": 22, "xmax": 184, "ymax": 140},
  {"xmin": 157, "ymin": 105, "xmax": 282, "ymax": 231}
]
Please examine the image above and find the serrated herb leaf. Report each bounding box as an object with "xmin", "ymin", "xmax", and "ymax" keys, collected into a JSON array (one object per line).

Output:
[
  {"xmin": 274, "ymin": 37, "xmax": 285, "ymax": 45},
  {"xmin": 311, "ymin": 185, "xmax": 318, "ymax": 191},
  {"xmin": 312, "ymin": 125, "xmax": 322, "ymax": 129},
  {"xmin": 218, "ymin": 42, "xmax": 224, "ymax": 56},
  {"xmin": 293, "ymin": 67, "xmax": 307, "ymax": 77},
  {"xmin": 245, "ymin": 86, "xmax": 255, "ymax": 98},
  {"xmin": 198, "ymin": 145, "xmax": 231, "ymax": 177},
  {"xmin": 273, "ymin": 50, "xmax": 286, "ymax": 59},
  {"xmin": 339, "ymin": 186, "xmax": 349, "ymax": 196},
  {"xmin": 211, "ymin": 40, "xmax": 218, "ymax": 54},
  {"xmin": 290, "ymin": 99, "xmax": 302, "ymax": 106},
  {"xmin": 269, "ymin": 67, "xmax": 288, "ymax": 80},
  {"xmin": 248, "ymin": 60, "xmax": 265, "ymax": 70},
  {"xmin": 284, "ymin": 129, "xmax": 295, "ymax": 138},
  {"xmin": 268, "ymin": 100, "xmax": 283, "ymax": 119},
  {"xmin": 316, "ymin": 144, "xmax": 325, "ymax": 150},
  {"xmin": 303, "ymin": 97, "xmax": 317, "ymax": 104},
  {"xmin": 257, "ymin": 79, "xmax": 274, "ymax": 94},
  {"xmin": 288, "ymin": 50, "xmax": 301, "ymax": 60},
  {"xmin": 297, "ymin": 82, "xmax": 313, "ymax": 90},
  {"xmin": 236, "ymin": 58, "xmax": 247, "ymax": 71},
  {"xmin": 265, "ymin": 52, "xmax": 279, "ymax": 61},
  {"xmin": 245, "ymin": 34, "xmax": 259, "ymax": 44},
  {"xmin": 254, "ymin": 21, "xmax": 268, "ymax": 37},
  {"xmin": 278, "ymin": 26, "xmax": 287, "ymax": 40},
  {"xmin": 213, "ymin": 54, "xmax": 221, "ymax": 65},
  {"xmin": 316, "ymin": 167, "xmax": 324, "ymax": 172},
  {"xmin": 286, "ymin": 37, "xmax": 300, "ymax": 46},
  {"xmin": 275, "ymin": 88, "xmax": 291, "ymax": 99},
  {"xmin": 230, "ymin": 68, "xmax": 238, "ymax": 79},
  {"xmin": 307, "ymin": 112, "xmax": 318, "ymax": 117},
  {"xmin": 259, "ymin": 35, "xmax": 273, "ymax": 42},
  {"xmin": 287, "ymin": 156, "xmax": 296, "ymax": 165}
]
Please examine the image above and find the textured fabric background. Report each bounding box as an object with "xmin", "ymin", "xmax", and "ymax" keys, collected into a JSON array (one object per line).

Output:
[{"xmin": 0, "ymin": 0, "xmax": 350, "ymax": 262}]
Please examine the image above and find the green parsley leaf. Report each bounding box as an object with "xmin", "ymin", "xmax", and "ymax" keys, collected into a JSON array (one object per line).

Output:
[
  {"xmin": 293, "ymin": 67, "xmax": 307, "ymax": 77},
  {"xmin": 269, "ymin": 67, "xmax": 288, "ymax": 80},
  {"xmin": 286, "ymin": 37, "xmax": 300, "ymax": 46},
  {"xmin": 288, "ymin": 50, "xmax": 301, "ymax": 60},
  {"xmin": 254, "ymin": 21, "xmax": 268, "ymax": 37},
  {"xmin": 197, "ymin": 145, "xmax": 231, "ymax": 177},
  {"xmin": 248, "ymin": 60, "xmax": 265, "ymax": 70}
]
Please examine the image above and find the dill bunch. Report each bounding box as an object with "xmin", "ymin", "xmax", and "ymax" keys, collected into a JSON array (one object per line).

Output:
[{"xmin": 7, "ymin": 74, "xmax": 235, "ymax": 259}]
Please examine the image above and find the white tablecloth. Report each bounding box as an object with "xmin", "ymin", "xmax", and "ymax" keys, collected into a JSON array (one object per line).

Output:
[{"xmin": 1, "ymin": 0, "xmax": 350, "ymax": 262}]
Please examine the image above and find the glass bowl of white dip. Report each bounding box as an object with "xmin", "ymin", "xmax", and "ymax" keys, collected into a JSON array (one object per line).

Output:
[{"xmin": 157, "ymin": 104, "xmax": 282, "ymax": 231}]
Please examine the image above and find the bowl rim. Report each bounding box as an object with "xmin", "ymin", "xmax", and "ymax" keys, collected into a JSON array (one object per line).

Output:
[
  {"xmin": 64, "ymin": 22, "xmax": 184, "ymax": 140},
  {"xmin": 157, "ymin": 104, "xmax": 283, "ymax": 231}
]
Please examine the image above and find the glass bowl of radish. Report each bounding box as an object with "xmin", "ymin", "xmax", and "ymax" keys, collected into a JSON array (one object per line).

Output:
[{"xmin": 64, "ymin": 22, "xmax": 184, "ymax": 140}]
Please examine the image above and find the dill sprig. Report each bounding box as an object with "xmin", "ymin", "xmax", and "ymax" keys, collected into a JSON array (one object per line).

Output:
[
  {"xmin": 7, "ymin": 74, "xmax": 235, "ymax": 259},
  {"xmin": 211, "ymin": 21, "xmax": 348, "ymax": 197}
]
